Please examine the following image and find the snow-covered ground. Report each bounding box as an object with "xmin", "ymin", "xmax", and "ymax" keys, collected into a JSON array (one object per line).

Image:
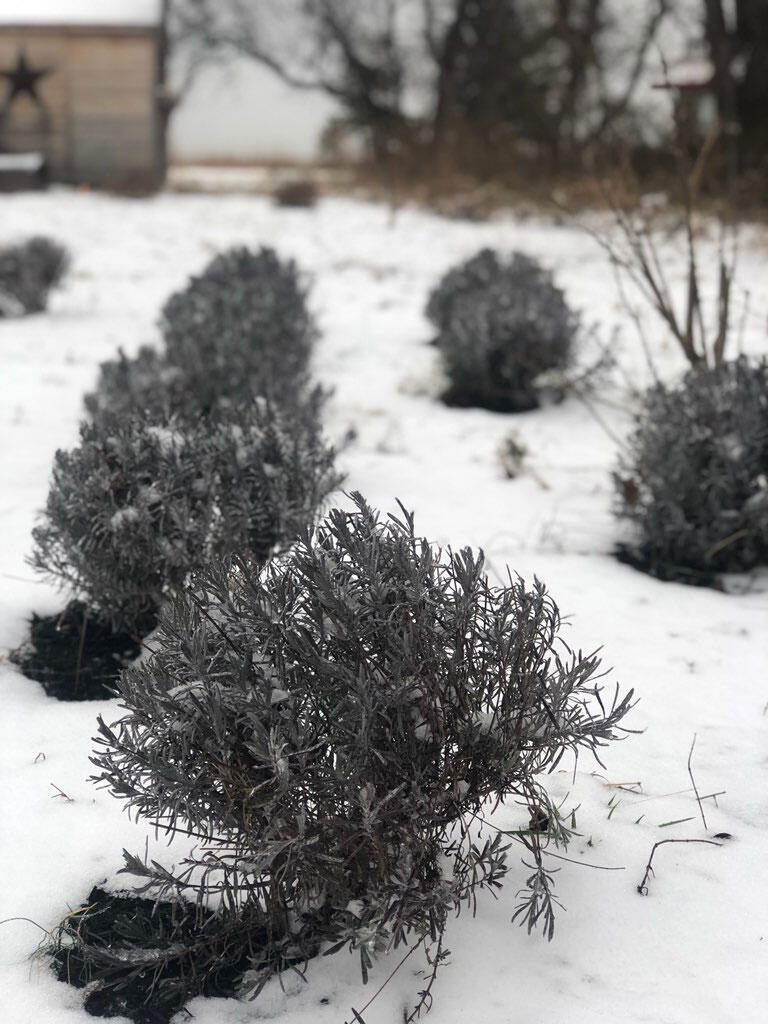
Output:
[{"xmin": 1, "ymin": 189, "xmax": 767, "ymax": 1024}]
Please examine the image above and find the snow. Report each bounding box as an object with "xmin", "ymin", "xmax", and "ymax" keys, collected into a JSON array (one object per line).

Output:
[
  {"xmin": 0, "ymin": 153, "xmax": 44, "ymax": 171},
  {"xmin": 652, "ymin": 58, "xmax": 715, "ymax": 90},
  {"xmin": 0, "ymin": 1, "xmax": 162, "ymax": 28},
  {"xmin": 1, "ymin": 186, "xmax": 767, "ymax": 1024}
]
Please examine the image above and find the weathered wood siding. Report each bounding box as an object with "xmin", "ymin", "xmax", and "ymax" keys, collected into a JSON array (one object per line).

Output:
[{"xmin": 0, "ymin": 27, "xmax": 163, "ymax": 190}]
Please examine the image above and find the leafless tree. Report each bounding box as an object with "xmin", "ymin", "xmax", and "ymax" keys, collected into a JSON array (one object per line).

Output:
[
  {"xmin": 702, "ymin": 0, "xmax": 768, "ymax": 173},
  {"xmin": 169, "ymin": 0, "xmax": 671, "ymax": 174},
  {"xmin": 578, "ymin": 121, "xmax": 740, "ymax": 372}
]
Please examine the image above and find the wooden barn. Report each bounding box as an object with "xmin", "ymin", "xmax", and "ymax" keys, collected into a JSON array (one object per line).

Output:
[{"xmin": 0, "ymin": 1, "xmax": 167, "ymax": 191}]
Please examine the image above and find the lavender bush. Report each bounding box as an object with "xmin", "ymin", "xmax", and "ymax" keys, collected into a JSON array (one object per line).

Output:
[
  {"xmin": 427, "ymin": 249, "xmax": 577, "ymax": 411},
  {"xmin": 0, "ymin": 236, "xmax": 69, "ymax": 315},
  {"xmin": 32, "ymin": 401, "xmax": 341, "ymax": 633},
  {"xmin": 616, "ymin": 357, "xmax": 768, "ymax": 580},
  {"xmin": 90, "ymin": 494, "xmax": 632, "ymax": 1016}
]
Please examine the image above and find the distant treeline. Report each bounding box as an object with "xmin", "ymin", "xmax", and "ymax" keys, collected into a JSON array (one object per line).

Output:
[{"xmin": 170, "ymin": 1, "xmax": 768, "ymax": 192}]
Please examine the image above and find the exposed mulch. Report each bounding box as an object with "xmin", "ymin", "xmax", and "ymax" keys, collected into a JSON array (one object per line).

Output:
[
  {"xmin": 614, "ymin": 543, "xmax": 725, "ymax": 591},
  {"xmin": 52, "ymin": 886, "xmax": 254, "ymax": 1024},
  {"xmin": 10, "ymin": 601, "xmax": 156, "ymax": 701},
  {"xmin": 440, "ymin": 385, "xmax": 541, "ymax": 413}
]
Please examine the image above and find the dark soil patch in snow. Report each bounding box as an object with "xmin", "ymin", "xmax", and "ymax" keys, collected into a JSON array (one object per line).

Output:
[
  {"xmin": 440, "ymin": 385, "xmax": 541, "ymax": 414},
  {"xmin": 614, "ymin": 544, "xmax": 725, "ymax": 590},
  {"xmin": 52, "ymin": 886, "xmax": 254, "ymax": 1024},
  {"xmin": 11, "ymin": 601, "xmax": 155, "ymax": 700}
]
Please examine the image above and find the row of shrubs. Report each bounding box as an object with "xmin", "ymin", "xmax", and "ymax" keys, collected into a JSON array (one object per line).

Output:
[
  {"xmin": 14, "ymin": 242, "xmax": 634, "ymax": 1022},
  {"xmin": 12, "ymin": 228, "xmax": 763, "ymax": 1019},
  {"xmin": 6, "ymin": 227, "xmax": 764, "ymax": 582},
  {"xmin": 428, "ymin": 247, "xmax": 768, "ymax": 581},
  {"xmin": 30, "ymin": 248, "xmax": 340, "ymax": 647},
  {"xmin": 0, "ymin": 236, "xmax": 68, "ymax": 316}
]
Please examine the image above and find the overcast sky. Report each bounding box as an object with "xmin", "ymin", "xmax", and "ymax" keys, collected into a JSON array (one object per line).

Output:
[
  {"xmin": 166, "ymin": 0, "xmax": 704, "ymax": 165},
  {"xmin": 169, "ymin": 58, "xmax": 339, "ymax": 163}
]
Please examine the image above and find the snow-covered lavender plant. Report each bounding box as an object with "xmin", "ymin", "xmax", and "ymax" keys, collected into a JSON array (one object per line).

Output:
[
  {"xmin": 426, "ymin": 247, "xmax": 504, "ymax": 333},
  {"xmin": 615, "ymin": 357, "xmax": 768, "ymax": 580},
  {"xmin": 426, "ymin": 249, "xmax": 577, "ymax": 411},
  {"xmin": 91, "ymin": 494, "xmax": 632, "ymax": 1014},
  {"xmin": 85, "ymin": 248, "xmax": 324, "ymax": 426},
  {"xmin": 31, "ymin": 402, "xmax": 342, "ymax": 634},
  {"xmin": 159, "ymin": 246, "xmax": 318, "ymax": 411},
  {"xmin": 84, "ymin": 344, "xmax": 328, "ymax": 436},
  {"xmin": 0, "ymin": 235, "xmax": 69, "ymax": 315},
  {"xmin": 83, "ymin": 345, "xmax": 186, "ymax": 424}
]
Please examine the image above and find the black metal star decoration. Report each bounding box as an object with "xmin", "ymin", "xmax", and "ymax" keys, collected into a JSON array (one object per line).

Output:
[{"xmin": 1, "ymin": 52, "xmax": 52, "ymax": 105}]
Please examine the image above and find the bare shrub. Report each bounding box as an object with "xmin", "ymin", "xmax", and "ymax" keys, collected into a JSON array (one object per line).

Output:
[
  {"xmin": 31, "ymin": 402, "xmax": 341, "ymax": 633},
  {"xmin": 427, "ymin": 250, "xmax": 578, "ymax": 411},
  {"xmin": 90, "ymin": 494, "xmax": 632, "ymax": 1014},
  {"xmin": 84, "ymin": 345, "xmax": 186, "ymax": 424},
  {"xmin": 0, "ymin": 236, "xmax": 69, "ymax": 315},
  {"xmin": 615, "ymin": 356, "xmax": 768, "ymax": 580},
  {"xmin": 159, "ymin": 246, "xmax": 317, "ymax": 411},
  {"xmin": 85, "ymin": 247, "xmax": 325, "ymax": 426}
]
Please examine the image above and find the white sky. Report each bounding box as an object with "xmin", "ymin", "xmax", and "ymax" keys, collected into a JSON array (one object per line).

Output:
[
  {"xmin": 0, "ymin": 1, "xmax": 161, "ymax": 26},
  {"xmin": 169, "ymin": 58, "xmax": 339, "ymax": 163},
  {"xmin": 167, "ymin": 0, "xmax": 705, "ymax": 164}
]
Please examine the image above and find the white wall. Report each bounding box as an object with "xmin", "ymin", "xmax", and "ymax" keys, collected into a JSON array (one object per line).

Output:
[{"xmin": 168, "ymin": 57, "xmax": 340, "ymax": 163}]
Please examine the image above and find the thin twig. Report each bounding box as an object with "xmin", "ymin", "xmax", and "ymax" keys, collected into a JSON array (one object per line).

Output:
[
  {"xmin": 50, "ymin": 783, "xmax": 74, "ymax": 802},
  {"xmin": 73, "ymin": 605, "xmax": 89, "ymax": 693},
  {"xmin": 347, "ymin": 939, "xmax": 423, "ymax": 1023},
  {"xmin": 631, "ymin": 786, "xmax": 725, "ymax": 805},
  {"xmin": 542, "ymin": 849, "xmax": 625, "ymax": 871},
  {"xmin": 703, "ymin": 528, "xmax": 751, "ymax": 561},
  {"xmin": 405, "ymin": 935, "xmax": 446, "ymax": 1022},
  {"xmin": 686, "ymin": 734, "xmax": 707, "ymax": 830},
  {"xmin": 185, "ymin": 588, "xmax": 242, "ymax": 658},
  {"xmin": 0, "ymin": 916, "xmax": 51, "ymax": 934},
  {"xmin": 637, "ymin": 838, "xmax": 722, "ymax": 895},
  {"xmin": 571, "ymin": 386, "xmax": 629, "ymax": 449},
  {"xmin": 468, "ymin": 810, "xmax": 624, "ymax": 872}
]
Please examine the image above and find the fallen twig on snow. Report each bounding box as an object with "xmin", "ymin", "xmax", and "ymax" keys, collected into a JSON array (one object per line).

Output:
[{"xmin": 636, "ymin": 838, "xmax": 722, "ymax": 895}]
